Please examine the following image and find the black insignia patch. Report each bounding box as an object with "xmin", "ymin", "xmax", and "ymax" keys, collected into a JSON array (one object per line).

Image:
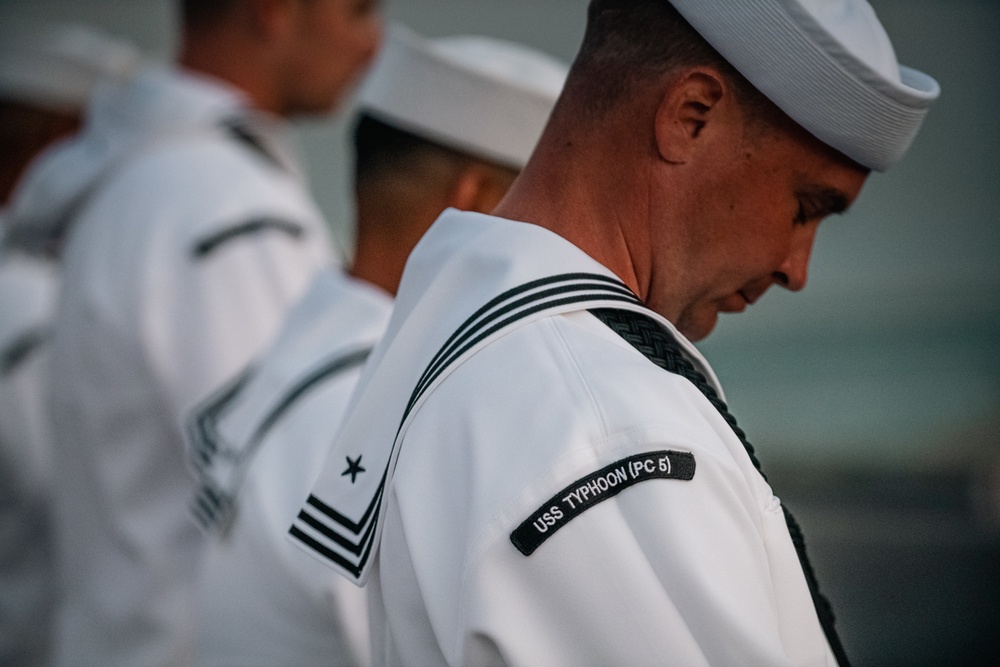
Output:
[{"xmin": 510, "ymin": 450, "xmax": 695, "ymax": 556}]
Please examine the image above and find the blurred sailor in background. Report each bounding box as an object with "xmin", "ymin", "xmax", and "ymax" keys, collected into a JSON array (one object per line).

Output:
[
  {"xmin": 289, "ymin": 0, "xmax": 939, "ymax": 665},
  {"xmin": 0, "ymin": 23, "xmax": 139, "ymax": 667},
  {"xmin": 3, "ymin": 1, "xmax": 381, "ymax": 664},
  {"xmin": 183, "ymin": 26, "xmax": 567, "ymax": 666}
]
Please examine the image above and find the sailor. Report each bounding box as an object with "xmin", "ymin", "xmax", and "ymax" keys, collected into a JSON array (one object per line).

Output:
[
  {"xmin": 4, "ymin": 1, "xmax": 381, "ymax": 664},
  {"xmin": 289, "ymin": 1, "xmax": 939, "ymax": 665},
  {"xmin": 183, "ymin": 26, "xmax": 567, "ymax": 665},
  {"xmin": 0, "ymin": 23, "xmax": 139, "ymax": 666}
]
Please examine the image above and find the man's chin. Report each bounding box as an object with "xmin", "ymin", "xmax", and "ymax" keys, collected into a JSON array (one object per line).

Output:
[{"xmin": 675, "ymin": 311, "xmax": 717, "ymax": 343}]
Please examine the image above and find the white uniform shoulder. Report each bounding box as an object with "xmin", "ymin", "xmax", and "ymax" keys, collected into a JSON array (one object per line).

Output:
[
  {"xmin": 81, "ymin": 123, "xmax": 327, "ymax": 260},
  {"xmin": 190, "ymin": 271, "xmax": 390, "ymax": 666},
  {"xmin": 383, "ymin": 307, "xmax": 832, "ymax": 666},
  {"xmin": 393, "ymin": 305, "xmax": 766, "ymax": 557}
]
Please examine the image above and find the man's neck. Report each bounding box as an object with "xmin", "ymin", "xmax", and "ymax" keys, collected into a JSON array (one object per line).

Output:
[
  {"xmin": 493, "ymin": 127, "xmax": 650, "ymax": 304},
  {"xmin": 178, "ymin": 28, "xmax": 283, "ymax": 116}
]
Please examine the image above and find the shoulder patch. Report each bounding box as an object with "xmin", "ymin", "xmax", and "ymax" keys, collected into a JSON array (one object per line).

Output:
[
  {"xmin": 510, "ymin": 450, "xmax": 695, "ymax": 556},
  {"xmin": 191, "ymin": 217, "xmax": 305, "ymax": 260}
]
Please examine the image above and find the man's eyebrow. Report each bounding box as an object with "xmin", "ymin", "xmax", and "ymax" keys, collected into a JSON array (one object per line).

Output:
[{"xmin": 797, "ymin": 185, "xmax": 851, "ymax": 217}]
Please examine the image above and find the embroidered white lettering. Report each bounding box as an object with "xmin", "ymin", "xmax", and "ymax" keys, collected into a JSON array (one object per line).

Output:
[
  {"xmin": 511, "ymin": 450, "xmax": 696, "ymax": 557},
  {"xmin": 561, "ymin": 490, "xmax": 579, "ymax": 509}
]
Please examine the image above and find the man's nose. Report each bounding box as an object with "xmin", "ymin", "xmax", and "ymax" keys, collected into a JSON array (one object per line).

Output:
[{"xmin": 773, "ymin": 226, "xmax": 818, "ymax": 292}]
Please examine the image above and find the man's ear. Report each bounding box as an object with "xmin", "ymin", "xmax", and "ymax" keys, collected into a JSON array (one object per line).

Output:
[
  {"xmin": 654, "ymin": 68, "xmax": 728, "ymax": 165},
  {"xmin": 448, "ymin": 164, "xmax": 517, "ymax": 214}
]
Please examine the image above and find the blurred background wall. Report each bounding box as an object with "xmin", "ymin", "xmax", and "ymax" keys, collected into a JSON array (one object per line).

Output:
[{"xmin": 4, "ymin": 0, "xmax": 998, "ymax": 664}]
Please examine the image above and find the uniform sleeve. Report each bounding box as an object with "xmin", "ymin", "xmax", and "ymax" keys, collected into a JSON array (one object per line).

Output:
[
  {"xmin": 456, "ymin": 437, "xmax": 833, "ymax": 667},
  {"xmin": 373, "ymin": 308, "xmax": 835, "ymax": 666},
  {"xmin": 142, "ymin": 213, "xmax": 333, "ymax": 425}
]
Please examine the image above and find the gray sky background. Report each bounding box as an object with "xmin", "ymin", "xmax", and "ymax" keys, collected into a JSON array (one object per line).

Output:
[{"xmin": 5, "ymin": 0, "xmax": 998, "ymax": 472}]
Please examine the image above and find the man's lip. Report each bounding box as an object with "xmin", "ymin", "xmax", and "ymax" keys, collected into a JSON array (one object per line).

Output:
[
  {"xmin": 718, "ymin": 292, "xmax": 748, "ymax": 313},
  {"xmin": 737, "ymin": 286, "xmax": 768, "ymax": 306}
]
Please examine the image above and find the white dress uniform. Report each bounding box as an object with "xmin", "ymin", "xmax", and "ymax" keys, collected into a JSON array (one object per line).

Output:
[
  {"xmin": 8, "ymin": 66, "xmax": 337, "ymax": 666},
  {"xmin": 291, "ymin": 209, "xmax": 838, "ymax": 666},
  {"xmin": 0, "ymin": 232, "xmax": 57, "ymax": 666},
  {"xmin": 0, "ymin": 25, "xmax": 138, "ymax": 665},
  {"xmin": 186, "ymin": 270, "xmax": 390, "ymax": 666}
]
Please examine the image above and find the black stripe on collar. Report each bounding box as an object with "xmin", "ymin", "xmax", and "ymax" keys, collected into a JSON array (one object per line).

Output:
[
  {"xmin": 188, "ymin": 347, "xmax": 371, "ymax": 532},
  {"xmin": 288, "ymin": 272, "xmax": 641, "ymax": 576}
]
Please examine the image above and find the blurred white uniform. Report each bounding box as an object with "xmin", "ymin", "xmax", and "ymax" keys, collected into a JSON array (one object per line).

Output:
[
  {"xmin": 0, "ymin": 24, "xmax": 138, "ymax": 666},
  {"xmin": 0, "ymin": 240, "xmax": 58, "ymax": 667},
  {"xmin": 189, "ymin": 272, "xmax": 389, "ymax": 666},
  {"xmin": 291, "ymin": 211, "xmax": 836, "ymax": 666},
  {"xmin": 9, "ymin": 65, "xmax": 336, "ymax": 666},
  {"xmin": 183, "ymin": 28, "xmax": 567, "ymax": 666}
]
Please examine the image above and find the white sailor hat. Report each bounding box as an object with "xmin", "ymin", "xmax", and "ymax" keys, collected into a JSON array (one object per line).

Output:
[
  {"xmin": 356, "ymin": 25, "xmax": 568, "ymax": 169},
  {"xmin": 667, "ymin": 0, "xmax": 940, "ymax": 171},
  {"xmin": 0, "ymin": 23, "xmax": 139, "ymax": 111}
]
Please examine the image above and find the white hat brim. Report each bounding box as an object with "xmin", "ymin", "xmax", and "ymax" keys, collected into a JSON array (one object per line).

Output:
[
  {"xmin": 668, "ymin": 0, "xmax": 940, "ymax": 171},
  {"xmin": 355, "ymin": 26, "xmax": 567, "ymax": 169}
]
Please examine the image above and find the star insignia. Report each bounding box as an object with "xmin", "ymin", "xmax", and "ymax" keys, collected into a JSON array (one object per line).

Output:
[{"xmin": 341, "ymin": 454, "xmax": 366, "ymax": 483}]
